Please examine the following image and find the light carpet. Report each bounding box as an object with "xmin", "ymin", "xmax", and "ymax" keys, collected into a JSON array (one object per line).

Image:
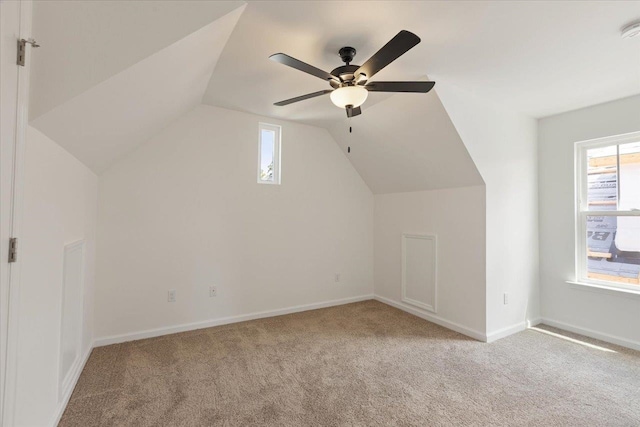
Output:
[{"xmin": 60, "ymin": 300, "xmax": 640, "ymax": 426}]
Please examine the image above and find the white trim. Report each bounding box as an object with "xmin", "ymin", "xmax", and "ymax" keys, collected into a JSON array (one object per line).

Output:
[
  {"xmin": 485, "ymin": 321, "xmax": 527, "ymax": 343},
  {"xmin": 540, "ymin": 317, "xmax": 640, "ymax": 352},
  {"xmin": 574, "ymin": 130, "xmax": 640, "ymax": 150},
  {"xmin": 51, "ymin": 344, "xmax": 92, "ymax": 427},
  {"xmin": 94, "ymin": 294, "xmax": 374, "ymax": 347},
  {"xmin": 527, "ymin": 317, "xmax": 543, "ymax": 328},
  {"xmin": 573, "ymin": 131, "xmax": 640, "ymax": 291},
  {"xmin": 92, "ymin": 290, "xmax": 537, "ymax": 347},
  {"xmin": 401, "ymin": 233, "xmax": 437, "ymax": 313},
  {"xmin": 566, "ymin": 280, "xmax": 640, "ymax": 298},
  {"xmin": 257, "ymin": 122, "xmax": 281, "ymax": 185},
  {"xmin": 575, "ymin": 210, "xmax": 640, "ymax": 217},
  {"xmin": 373, "ymin": 295, "xmax": 485, "ymax": 342},
  {"xmin": 58, "ymin": 240, "xmax": 85, "ymax": 402}
]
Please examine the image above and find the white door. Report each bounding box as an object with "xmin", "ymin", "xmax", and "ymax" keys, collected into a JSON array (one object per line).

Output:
[{"xmin": 0, "ymin": 1, "xmax": 33, "ymax": 425}]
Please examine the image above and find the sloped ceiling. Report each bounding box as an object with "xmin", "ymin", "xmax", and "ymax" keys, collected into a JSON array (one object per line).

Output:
[
  {"xmin": 325, "ymin": 88, "xmax": 483, "ymax": 194},
  {"xmin": 29, "ymin": 0, "xmax": 245, "ymax": 120},
  {"xmin": 30, "ymin": 6, "xmax": 245, "ymax": 173},
  {"xmin": 28, "ymin": 1, "xmax": 640, "ymax": 194},
  {"xmin": 204, "ymin": 1, "xmax": 640, "ymax": 121},
  {"xmin": 199, "ymin": 0, "xmax": 639, "ymax": 194},
  {"xmin": 202, "ymin": 0, "xmax": 480, "ymax": 126}
]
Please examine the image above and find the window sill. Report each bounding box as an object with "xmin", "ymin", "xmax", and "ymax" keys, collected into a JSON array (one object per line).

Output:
[{"xmin": 566, "ymin": 280, "xmax": 640, "ymax": 298}]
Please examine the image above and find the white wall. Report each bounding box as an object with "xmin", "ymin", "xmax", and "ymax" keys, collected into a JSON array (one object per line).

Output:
[
  {"xmin": 538, "ymin": 94, "xmax": 640, "ymax": 349},
  {"xmin": 14, "ymin": 126, "xmax": 98, "ymax": 426},
  {"xmin": 374, "ymin": 186, "xmax": 487, "ymax": 338},
  {"xmin": 95, "ymin": 105, "xmax": 374, "ymax": 340},
  {"xmin": 435, "ymin": 81, "xmax": 540, "ymax": 338}
]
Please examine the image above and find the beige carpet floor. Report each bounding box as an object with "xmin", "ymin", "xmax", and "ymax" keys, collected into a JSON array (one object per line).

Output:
[{"xmin": 60, "ymin": 300, "xmax": 640, "ymax": 426}]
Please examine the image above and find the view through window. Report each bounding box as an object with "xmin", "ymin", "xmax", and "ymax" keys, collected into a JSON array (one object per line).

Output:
[
  {"xmin": 258, "ymin": 123, "xmax": 281, "ymax": 184},
  {"xmin": 579, "ymin": 136, "xmax": 640, "ymax": 288}
]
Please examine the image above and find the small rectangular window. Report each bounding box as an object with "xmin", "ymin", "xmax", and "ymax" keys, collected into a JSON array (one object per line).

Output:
[
  {"xmin": 575, "ymin": 131, "xmax": 640, "ymax": 291},
  {"xmin": 258, "ymin": 123, "xmax": 281, "ymax": 184}
]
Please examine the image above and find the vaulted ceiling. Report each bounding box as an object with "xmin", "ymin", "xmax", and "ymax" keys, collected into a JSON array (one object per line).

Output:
[
  {"xmin": 28, "ymin": 1, "xmax": 640, "ymax": 190},
  {"xmin": 30, "ymin": 5, "xmax": 245, "ymax": 173},
  {"xmin": 325, "ymin": 90, "xmax": 483, "ymax": 194},
  {"xmin": 203, "ymin": 1, "xmax": 640, "ymax": 123},
  {"xmin": 29, "ymin": 0, "xmax": 245, "ymax": 120}
]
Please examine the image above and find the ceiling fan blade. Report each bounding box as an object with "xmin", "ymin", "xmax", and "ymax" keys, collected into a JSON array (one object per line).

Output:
[
  {"xmin": 270, "ymin": 53, "xmax": 339, "ymax": 83},
  {"xmin": 346, "ymin": 105, "xmax": 362, "ymax": 118},
  {"xmin": 354, "ymin": 30, "xmax": 420, "ymax": 81},
  {"xmin": 365, "ymin": 81, "xmax": 435, "ymax": 93},
  {"xmin": 274, "ymin": 90, "xmax": 333, "ymax": 106}
]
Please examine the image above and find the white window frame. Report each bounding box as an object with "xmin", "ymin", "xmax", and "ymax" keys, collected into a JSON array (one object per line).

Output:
[
  {"xmin": 257, "ymin": 123, "xmax": 281, "ymax": 185},
  {"xmin": 574, "ymin": 130, "xmax": 640, "ymax": 292}
]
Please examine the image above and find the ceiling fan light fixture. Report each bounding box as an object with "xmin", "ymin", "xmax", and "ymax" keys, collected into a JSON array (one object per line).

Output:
[{"xmin": 330, "ymin": 86, "xmax": 368, "ymax": 109}]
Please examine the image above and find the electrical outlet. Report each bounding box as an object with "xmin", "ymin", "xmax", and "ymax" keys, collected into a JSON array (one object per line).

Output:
[
  {"xmin": 168, "ymin": 290, "xmax": 176, "ymax": 303},
  {"xmin": 503, "ymin": 293, "xmax": 508, "ymax": 305},
  {"xmin": 209, "ymin": 286, "xmax": 217, "ymax": 297},
  {"xmin": 334, "ymin": 273, "xmax": 340, "ymax": 283}
]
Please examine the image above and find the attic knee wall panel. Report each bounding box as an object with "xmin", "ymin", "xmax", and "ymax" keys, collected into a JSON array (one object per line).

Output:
[
  {"xmin": 59, "ymin": 241, "xmax": 85, "ymax": 399},
  {"xmin": 402, "ymin": 234, "xmax": 437, "ymax": 313},
  {"xmin": 374, "ymin": 186, "xmax": 486, "ymax": 335}
]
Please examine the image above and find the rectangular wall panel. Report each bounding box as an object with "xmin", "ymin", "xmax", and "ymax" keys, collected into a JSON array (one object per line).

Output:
[
  {"xmin": 59, "ymin": 240, "xmax": 84, "ymax": 400},
  {"xmin": 402, "ymin": 234, "xmax": 437, "ymax": 313}
]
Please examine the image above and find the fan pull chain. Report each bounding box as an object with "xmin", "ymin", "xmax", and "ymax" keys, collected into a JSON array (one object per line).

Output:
[{"xmin": 348, "ymin": 118, "xmax": 352, "ymax": 153}]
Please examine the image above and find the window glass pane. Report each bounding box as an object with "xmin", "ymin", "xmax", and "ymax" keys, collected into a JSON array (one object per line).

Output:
[
  {"xmin": 586, "ymin": 145, "xmax": 617, "ymax": 211},
  {"xmin": 260, "ymin": 129, "xmax": 275, "ymax": 182},
  {"xmin": 587, "ymin": 215, "xmax": 640, "ymax": 286},
  {"xmin": 618, "ymin": 141, "xmax": 640, "ymax": 211}
]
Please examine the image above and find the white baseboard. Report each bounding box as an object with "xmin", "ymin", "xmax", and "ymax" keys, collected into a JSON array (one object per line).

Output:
[
  {"xmin": 94, "ymin": 294, "xmax": 375, "ymax": 347},
  {"xmin": 540, "ymin": 318, "xmax": 640, "ymax": 352},
  {"xmin": 484, "ymin": 316, "xmax": 544, "ymax": 343},
  {"xmin": 485, "ymin": 321, "xmax": 527, "ymax": 343},
  {"xmin": 527, "ymin": 317, "xmax": 543, "ymax": 327},
  {"xmin": 373, "ymin": 295, "xmax": 486, "ymax": 342},
  {"xmin": 51, "ymin": 344, "xmax": 93, "ymax": 427}
]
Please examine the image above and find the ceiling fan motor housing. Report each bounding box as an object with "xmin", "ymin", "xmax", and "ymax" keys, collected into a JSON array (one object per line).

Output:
[
  {"xmin": 338, "ymin": 46, "xmax": 357, "ymax": 64},
  {"xmin": 330, "ymin": 64, "xmax": 359, "ymax": 88},
  {"xmin": 331, "ymin": 47, "xmax": 363, "ymax": 88}
]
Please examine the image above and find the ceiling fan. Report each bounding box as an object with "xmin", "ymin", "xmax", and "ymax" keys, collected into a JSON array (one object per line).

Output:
[{"xmin": 269, "ymin": 30, "xmax": 435, "ymax": 118}]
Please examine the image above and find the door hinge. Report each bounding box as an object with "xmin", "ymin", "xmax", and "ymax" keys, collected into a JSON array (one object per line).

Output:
[
  {"xmin": 8, "ymin": 238, "xmax": 18, "ymax": 263},
  {"xmin": 17, "ymin": 38, "xmax": 39, "ymax": 66}
]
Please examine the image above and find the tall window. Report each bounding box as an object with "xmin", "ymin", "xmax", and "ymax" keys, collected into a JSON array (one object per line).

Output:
[
  {"xmin": 258, "ymin": 123, "xmax": 281, "ymax": 185},
  {"xmin": 575, "ymin": 131, "xmax": 640, "ymax": 290}
]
